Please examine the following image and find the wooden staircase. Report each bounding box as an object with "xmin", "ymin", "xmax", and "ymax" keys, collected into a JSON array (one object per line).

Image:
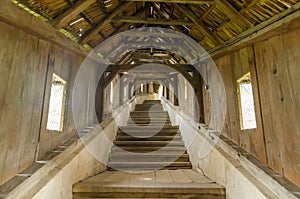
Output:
[
  {"xmin": 72, "ymin": 100, "xmax": 226, "ymax": 198},
  {"xmin": 108, "ymin": 100, "xmax": 192, "ymax": 171}
]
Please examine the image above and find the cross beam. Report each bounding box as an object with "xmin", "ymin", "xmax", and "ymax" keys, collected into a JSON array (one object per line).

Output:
[
  {"xmin": 111, "ymin": 16, "xmax": 194, "ymax": 26},
  {"xmin": 122, "ymin": 0, "xmax": 215, "ymax": 5}
]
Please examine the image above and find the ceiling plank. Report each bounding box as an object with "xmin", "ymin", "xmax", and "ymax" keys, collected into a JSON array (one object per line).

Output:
[
  {"xmin": 51, "ymin": 0, "xmax": 96, "ymax": 29},
  {"xmin": 111, "ymin": 16, "xmax": 194, "ymax": 26},
  {"xmin": 81, "ymin": 1, "xmax": 134, "ymax": 44},
  {"xmin": 122, "ymin": 0, "xmax": 215, "ymax": 5},
  {"xmin": 173, "ymin": 4, "xmax": 222, "ymax": 44},
  {"xmin": 216, "ymin": 0, "xmax": 253, "ymax": 28}
]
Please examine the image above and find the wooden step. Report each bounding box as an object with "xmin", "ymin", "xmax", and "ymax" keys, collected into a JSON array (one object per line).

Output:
[
  {"xmin": 114, "ymin": 141, "xmax": 184, "ymax": 147},
  {"xmin": 116, "ymin": 135, "xmax": 182, "ymax": 141},
  {"xmin": 127, "ymin": 120, "xmax": 171, "ymax": 126},
  {"xmin": 134, "ymin": 104, "xmax": 163, "ymax": 108},
  {"xmin": 73, "ymin": 170, "xmax": 225, "ymax": 199},
  {"xmin": 109, "ymin": 154, "xmax": 189, "ymax": 162},
  {"xmin": 107, "ymin": 162, "xmax": 192, "ymax": 170},
  {"xmin": 119, "ymin": 125, "xmax": 179, "ymax": 130},
  {"xmin": 143, "ymin": 100, "xmax": 161, "ymax": 104},
  {"xmin": 130, "ymin": 112, "xmax": 168, "ymax": 117},
  {"xmin": 111, "ymin": 146, "xmax": 187, "ymax": 153},
  {"xmin": 118, "ymin": 125, "xmax": 179, "ymax": 133},
  {"xmin": 117, "ymin": 133, "xmax": 181, "ymax": 138},
  {"xmin": 128, "ymin": 117, "xmax": 170, "ymax": 121}
]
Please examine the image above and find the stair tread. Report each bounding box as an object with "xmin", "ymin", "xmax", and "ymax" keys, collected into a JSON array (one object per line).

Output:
[{"xmin": 110, "ymin": 153, "xmax": 189, "ymax": 157}]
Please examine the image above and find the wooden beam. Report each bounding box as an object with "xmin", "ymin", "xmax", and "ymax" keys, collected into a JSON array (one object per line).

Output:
[
  {"xmin": 106, "ymin": 64, "xmax": 195, "ymax": 72},
  {"xmin": 104, "ymin": 63, "xmax": 196, "ymax": 89},
  {"xmin": 111, "ymin": 16, "xmax": 194, "ymax": 26},
  {"xmin": 201, "ymin": 3, "xmax": 216, "ymax": 20},
  {"xmin": 216, "ymin": 0, "xmax": 253, "ymax": 28},
  {"xmin": 51, "ymin": 0, "xmax": 96, "ymax": 29},
  {"xmin": 104, "ymin": 67, "xmax": 120, "ymax": 88},
  {"xmin": 173, "ymin": 4, "xmax": 221, "ymax": 44},
  {"xmin": 81, "ymin": 1, "xmax": 134, "ymax": 43},
  {"xmin": 122, "ymin": 0, "xmax": 215, "ymax": 5},
  {"xmin": 171, "ymin": 65, "xmax": 196, "ymax": 87}
]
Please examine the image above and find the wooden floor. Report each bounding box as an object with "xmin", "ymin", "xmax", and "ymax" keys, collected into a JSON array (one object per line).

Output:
[{"xmin": 73, "ymin": 169, "xmax": 226, "ymax": 199}]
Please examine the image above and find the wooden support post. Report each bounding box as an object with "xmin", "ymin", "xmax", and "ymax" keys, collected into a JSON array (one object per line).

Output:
[
  {"xmin": 194, "ymin": 71, "xmax": 204, "ymax": 123},
  {"xmin": 173, "ymin": 76, "xmax": 179, "ymax": 106},
  {"xmin": 95, "ymin": 75, "xmax": 104, "ymax": 123},
  {"xmin": 119, "ymin": 74, "xmax": 124, "ymax": 106},
  {"xmin": 143, "ymin": 84, "xmax": 147, "ymax": 94},
  {"xmin": 166, "ymin": 81, "xmax": 170, "ymax": 100},
  {"xmin": 128, "ymin": 82, "xmax": 133, "ymax": 99}
]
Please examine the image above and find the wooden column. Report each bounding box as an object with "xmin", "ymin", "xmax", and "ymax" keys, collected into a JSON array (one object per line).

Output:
[
  {"xmin": 166, "ymin": 81, "xmax": 170, "ymax": 100},
  {"xmin": 173, "ymin": 76, "xmax": 179, "ymax": 106},
  {"xmin": 128, "ymin": 82, "xmax": 133, "ymax": 99},
  {"xmin": 95, "ymin": 75, "xmax": 105, "ymax": 123},
  {"xmin": 149, "ymin": 82, "xmax": 154, "ymax": 93},
  {"xmin": 143, "ymin": 83, "xmax": 147, "ymax": 94},
  {"xmin": 194, "ymin": 70, "xmax": 204, "ymax": 123},
  {"xmin": 119, "ymin": 74, "xmax": 124, "ymax": 106}
]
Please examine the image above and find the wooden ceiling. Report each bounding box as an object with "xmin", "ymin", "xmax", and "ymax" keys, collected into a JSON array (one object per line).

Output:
[{"xmin": 12, "ymin": 0, "xmax": 300, "ymax": 51}]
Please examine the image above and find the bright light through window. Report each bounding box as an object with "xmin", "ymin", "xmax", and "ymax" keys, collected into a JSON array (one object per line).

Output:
[
  {"xmin": 238, "ymin": 73, "xmax": 257, "ymax": 130},
  {"xmin": 46, "ymin": 74, "xmax": 66, "ymax": 131}
]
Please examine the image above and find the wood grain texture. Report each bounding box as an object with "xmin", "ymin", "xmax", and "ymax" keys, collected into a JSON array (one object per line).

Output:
[
  {"xmin": 0, "ymin": 22, "xmax": 49, "ymax": 184},
  {"xmin": 0, "ymin": 13, "xmax": 99, "ymax": 186},
  {"xmin": 254, "ymin": 29, "xmax": 300, "ymax": 186},
  {"xmin": 210, "ymin": 25, "xmax": 300, "ymax": 187}
]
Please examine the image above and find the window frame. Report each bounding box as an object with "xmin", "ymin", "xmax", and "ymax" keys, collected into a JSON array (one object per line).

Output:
[
  {"xmin": 237, "ymin": 73, "xmax": 257, "ymax": 131},
  {"xmin": 46, "ymin": 73, "xmax": 67, "ymax": 132}
]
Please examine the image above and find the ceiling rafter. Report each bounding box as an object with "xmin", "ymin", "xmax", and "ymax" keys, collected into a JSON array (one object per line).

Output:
[
  {"xmin": 111, "ymin": 16, "xmax": 195, "ymax": 25},
  {"xmin": 216, "ymin": 0, "xmax": 253, "ymax": 28},
  {"xmin": 122, "ymin": 0, "xmax": 215, "ymax": 5},
  {"xmin": 201, "ymin": 2, "xmax": 217, "ymax": 20},
  {"xmin": 107, "ymin": 6, "xmax": 148, "ymax": 38},
  {"xmin": 173, "ymin": 4, "xmax": 222, "ymax": 44},
  {"xmin": 51, "ymin": 0, "xmax": 96, "ymax": 29},
  {"xmin": 81, "ymin": 1, "xmax": 135, "ymax": 44}
]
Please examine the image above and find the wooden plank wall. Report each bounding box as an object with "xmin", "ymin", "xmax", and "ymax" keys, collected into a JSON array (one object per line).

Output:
[
  {"xmin": 0, "ymin": 21, "xmax": 49, "ymax": 184},
  {"xmin": 254, "ymin": 28, "xmax": 300, "ymax": 186},
  {"xmin": 0, "ymin": 19, "xmax": 99, "ymax": 185},
  {"xmin": 208, "ymin": 25, "xmax": 300, "ymax": 186},
  {"xmin": 37, "ymin": 46, "xmax": 99, "ymax": 159}
]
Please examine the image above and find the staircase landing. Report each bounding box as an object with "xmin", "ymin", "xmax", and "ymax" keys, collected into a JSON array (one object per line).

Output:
[{"xmin": 73, "ymin": 169, "xmax": 226, "ymax": 199}]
